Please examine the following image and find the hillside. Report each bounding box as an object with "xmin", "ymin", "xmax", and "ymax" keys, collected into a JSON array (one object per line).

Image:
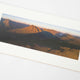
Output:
[
  {"xmin": 1, "ymin": 18, "xmax": 29, "ymax": 29},
  {"xmin": 9, "ymin": 25, "xmax": 42, "ymax": 34}
]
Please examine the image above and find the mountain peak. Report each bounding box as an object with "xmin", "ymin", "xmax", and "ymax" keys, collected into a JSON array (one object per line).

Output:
[
  {"xmin": 9, "ymin": 25, "xmax": 43, "ymax": 34},
  {"xmin": 28, "ymin": 25, "xmax": 42, "ymax": 32}
]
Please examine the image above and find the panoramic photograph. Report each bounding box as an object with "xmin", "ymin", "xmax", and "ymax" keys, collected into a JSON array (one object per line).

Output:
[{"xmin": 0, "ymin": 13, "xmax": 80, "ymax": 60}]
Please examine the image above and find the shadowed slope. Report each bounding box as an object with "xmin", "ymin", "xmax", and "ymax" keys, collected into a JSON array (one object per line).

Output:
[
  {"xmin": 43, "ymin": 28, "xmax": 59, "ymax": 35},
  {"xmin": 1, "ymin": 18, "xmax": 29, "ymax": 29},
  {"xmin": 3, "ymin": 19, "xmax": 10, "ymax": 28}
]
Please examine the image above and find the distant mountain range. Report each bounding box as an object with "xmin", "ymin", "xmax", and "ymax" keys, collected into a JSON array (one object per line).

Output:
[{"xmin": 1, "ymin": 18, "xmax": 80, "ymax": 46}]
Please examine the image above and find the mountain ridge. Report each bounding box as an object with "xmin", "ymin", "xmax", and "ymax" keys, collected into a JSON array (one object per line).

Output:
[
  {"xmin": 9, "ymin": 25, "xmax": 43, "ymax": 34},
  {"xmin": 1, "ymin": 18, "xmax": 80, "ymax": 46}
]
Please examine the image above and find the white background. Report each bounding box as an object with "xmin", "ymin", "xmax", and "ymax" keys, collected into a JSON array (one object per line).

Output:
[{"xmin": 0, "ymin": 0, "xmax": 80, "ymax": 80}]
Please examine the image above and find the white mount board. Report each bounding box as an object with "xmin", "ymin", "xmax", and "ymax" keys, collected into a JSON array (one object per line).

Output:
[{"xmin": 0, "ymin": 3, "xmax": 80, "ymax": 72}]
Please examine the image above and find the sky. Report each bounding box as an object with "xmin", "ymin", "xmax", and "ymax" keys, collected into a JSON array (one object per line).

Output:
[{"xmin": 2, "ymin": 13, "xmax": 80, "ymax": 37}]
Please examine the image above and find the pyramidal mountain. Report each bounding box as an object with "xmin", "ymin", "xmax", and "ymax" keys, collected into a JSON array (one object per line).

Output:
[{"xmin": 10, "ymin": 25, "xmax": 43, "ymax": 34}]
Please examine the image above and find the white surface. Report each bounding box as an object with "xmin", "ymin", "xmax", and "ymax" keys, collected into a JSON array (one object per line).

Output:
[
  {"xmin": 0, "ymin": 53, "xmax": 80, "ymax": 80},
  {"xmin": 0, "ymin": 0, "xmax": 80, "ymax": 80},
  {"xmin": 0, "ymin": 0, "xmax": 80, "ymax": 20}
]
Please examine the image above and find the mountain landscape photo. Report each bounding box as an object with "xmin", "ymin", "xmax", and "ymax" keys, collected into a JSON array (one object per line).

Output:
[{"xmin": 0, "ymin": 14, "xmax": 80, "ymax": 60}]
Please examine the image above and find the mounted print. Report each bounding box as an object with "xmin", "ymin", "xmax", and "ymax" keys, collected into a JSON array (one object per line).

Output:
[
  {"xmin": 0, "ymin": 3, "xmax": 80, "ymax": 72},
  {"xmin": 0, "ymin": 13, "xmax": 80, "ymax": 60}
]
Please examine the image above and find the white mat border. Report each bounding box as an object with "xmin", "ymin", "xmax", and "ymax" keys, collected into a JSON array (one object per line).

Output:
[{"xmin": 0, "ymin": 3, "xmax": 80, "ymax": 72}]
